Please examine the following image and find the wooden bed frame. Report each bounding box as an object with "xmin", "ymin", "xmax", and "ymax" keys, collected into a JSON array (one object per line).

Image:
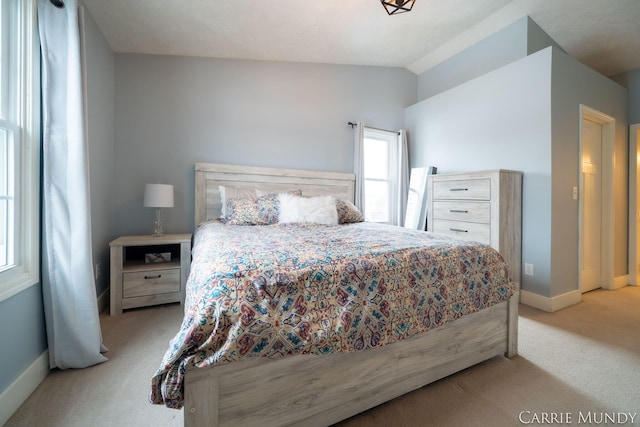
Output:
[{"xmin": 184, "ymin": 162, "xmax": 519, "ymax": 427}]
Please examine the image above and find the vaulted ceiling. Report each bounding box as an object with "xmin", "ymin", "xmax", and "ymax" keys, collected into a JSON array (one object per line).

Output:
[{"xmin": 81, "ymin": 0, "xmax": 640, "ymax": 77}]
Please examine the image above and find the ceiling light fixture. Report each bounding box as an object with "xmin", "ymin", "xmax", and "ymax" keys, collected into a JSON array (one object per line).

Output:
[{"xmin": 380, "ymin": 0, "xmax": 415, "ymax": 15}]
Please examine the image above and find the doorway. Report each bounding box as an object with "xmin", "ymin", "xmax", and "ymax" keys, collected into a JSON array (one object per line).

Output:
[
  {"xmin": 629, "ymin": 123, "xmax": 640, "ymax": 286},
  {"xmin": 580, "ymin": 117, "xmax": 603, "ymax": 292},
  {"xmin": 578, "ymin": 105, "xmax": 615, "ymax": 292}
]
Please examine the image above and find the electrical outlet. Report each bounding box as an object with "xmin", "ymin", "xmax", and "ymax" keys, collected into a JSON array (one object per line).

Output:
[
  {"xmin": 95, "ymin": 263, "xmax": 101, "ymax": 280},
  {"xmin": 524, "ymin": 263, "xmax": 534, "ymax": 276}
]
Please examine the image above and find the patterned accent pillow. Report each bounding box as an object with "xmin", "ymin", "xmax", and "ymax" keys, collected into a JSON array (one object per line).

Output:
[
  {"xmin": 254, "ymin": 193, "xmax": 280, "ymax": 225},
  {"xmin": 219, "ymin": 185, "xmax": 256, "ymax": 218},
  {"xmin": 336, "ymin": 199, "xmax": 365, "ymax": 224},
  {"xmin": 226, "ymin": 191, "xmax": 302, "ymax": 225},
  {"xmin": 225, "ymin": 198, "xmax": 264, "ymax": 225}
]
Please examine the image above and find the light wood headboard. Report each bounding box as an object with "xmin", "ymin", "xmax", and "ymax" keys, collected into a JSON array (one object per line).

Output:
[{"xmin": 194, "ymin": 162, "xmax": 356, "ymax": 225}]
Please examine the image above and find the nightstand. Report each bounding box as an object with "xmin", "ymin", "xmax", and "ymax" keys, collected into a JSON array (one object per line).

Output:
[{"xmin": 109, "ymin": 233, "xmax": 192, "ymax": 315}]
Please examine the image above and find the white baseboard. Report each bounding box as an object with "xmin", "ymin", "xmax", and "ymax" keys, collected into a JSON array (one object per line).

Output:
[
  {"xmin": 0, "ymin": 350, "xmax": 49, "ymax": 425},
  {"xmin": 613, "ymin": 274, "xmax": 629, "ymax": 290},
  {"xmin": 521, "ymin": 275, "xmax": 630, "ymax": 312},
  {"xmin": 520, "ymin": 289, "xmax": 582, "ymax": 312},
  {"xmin": 97, "ymin": 287, "xmax": 109, "ymax": 314}
]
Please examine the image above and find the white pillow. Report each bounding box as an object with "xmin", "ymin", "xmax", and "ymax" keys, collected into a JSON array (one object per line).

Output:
[
  {"xmin": 278, "ymin": 194, "xmax": 338, "ymax": 225},
  {"xmin": 219, "ymin": 185, "xmax": 256, "ymax": 218}
]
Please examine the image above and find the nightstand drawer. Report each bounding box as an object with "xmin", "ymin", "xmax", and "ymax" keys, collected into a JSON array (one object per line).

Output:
[
  {"xmin": 432, "ymin": 219, "xmax": 491, "ymax": 244},
  {"xmin": 433, "ymin": 178, "xmax": 491, "ymax": 200},
  {"xmin": 123, "ymin": 268, "xmax": 181, "ymax": 298},
  {"xmin": 432, "ymin": 201, "xmax": 491, "ymax": 223}
]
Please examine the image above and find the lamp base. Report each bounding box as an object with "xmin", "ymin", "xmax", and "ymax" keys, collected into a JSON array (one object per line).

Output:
[{"xmin": 152, "ymin": 207, "xmax": 165, "ymax": 236}]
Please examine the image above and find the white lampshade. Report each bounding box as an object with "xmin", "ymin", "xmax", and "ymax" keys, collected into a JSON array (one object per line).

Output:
[{"xmin": 144, "ymin": 184, "xmax": 174, "ymax": 208}]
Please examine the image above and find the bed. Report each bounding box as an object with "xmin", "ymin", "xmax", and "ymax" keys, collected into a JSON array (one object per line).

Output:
[{"xmin": 151, "ymin": 162, "xmax": 519, "ymax": 427}]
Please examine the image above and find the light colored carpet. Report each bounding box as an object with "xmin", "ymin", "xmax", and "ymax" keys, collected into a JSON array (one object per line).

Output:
[
  {"xmin": 6, "ymin": 287, "xmax": 640, "ymax": 427},
  {"xmin": 6, "ymin": 304, "xmax": 185, "ymax": 427}
]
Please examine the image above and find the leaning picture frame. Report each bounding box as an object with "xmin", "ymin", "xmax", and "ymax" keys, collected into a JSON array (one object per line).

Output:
[{"xmin": 404, "ymin": 167, "xmax": 428, "ymax": 230}]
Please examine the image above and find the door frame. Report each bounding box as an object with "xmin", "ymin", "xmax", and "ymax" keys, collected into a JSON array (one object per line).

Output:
[
  {"xmin": 629, "ymin": 123, "xmax": 640, "ymax": 286},
  {"xmin": 578, "ymin": 105, "xmax": 616, "ymax": 291}
]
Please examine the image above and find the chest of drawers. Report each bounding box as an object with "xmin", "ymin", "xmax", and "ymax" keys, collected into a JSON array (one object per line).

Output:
[{"xmin": 427, "ymin": 170, "xmax": 522, "ymax": 286}]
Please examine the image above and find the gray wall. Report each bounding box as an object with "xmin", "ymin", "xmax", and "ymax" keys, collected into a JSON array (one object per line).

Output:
[
  {"xmin": 406, "ymin": 48, "xmax": 553, "ymax": 296},
  {"xmin": 85, "ymin": 7, "xmax": 116, "ymax": 301},
  {"xmin": 526, "ymin": 16, "xmax": 565, "ymax": 57},
  {"xmin": 416, "ymin": 16, "xmax": 563, "ymax": 102},
  {"xmin": 113, "ymin": 55, "xmax": 417, "ymax": 236},
  {"xmin": 0, "ymin": 285, "xmax": 47, "ymax": 392},
  {"xmin": 612, "ymin": 67, "xmax": 640, "ymax": 124},
  {"xmin": 550, "ymin": 49, "xmax": 628, "ymax": 295},
  {"xmin": 406, "ymin": 46, "xmax": 628, "ymax": 299}
]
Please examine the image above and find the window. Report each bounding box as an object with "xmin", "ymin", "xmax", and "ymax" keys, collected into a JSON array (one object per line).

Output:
[
  {"xmin": 362, "ymin": 127, "xmax": 401, "ymax": 224},
  {"xmin": 0, "ymin": 125, "xmax": 16, "ymax": 269},
  {"xmin": 0, "ymin": 0, "xmax": 39, "ymax": 302}
]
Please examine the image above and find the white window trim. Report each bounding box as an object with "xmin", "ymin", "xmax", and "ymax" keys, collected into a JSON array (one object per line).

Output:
[
  {"xmin": 0, "ymin": 0, "xmax": 40, "ymax": 302},
  {"xmin": 363, "ymin": 127, "xmax": 401, "ymax": 225}
]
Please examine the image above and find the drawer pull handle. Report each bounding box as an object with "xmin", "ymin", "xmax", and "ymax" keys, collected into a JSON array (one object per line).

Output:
[
  {"xmin": 144, "ymin": 274, "xmax": 162, "ymax": 280},
  {"xmin": 449, "ymin": 188, "xmax": 468, "ymax": 192},
  {"xmin": 450, "ymin": 228, "xmax": 468, "ymax": 233},
  {"xmin": 449, "ymin": 209, "xmax": 468, "ymax": 213}
]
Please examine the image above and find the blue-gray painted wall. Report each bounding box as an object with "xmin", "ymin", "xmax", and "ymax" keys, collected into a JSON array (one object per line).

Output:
[
  {"xmin": 0, "ymin": 285, "xmax": 47, "ymax": 392},
  {"xmin": 407, "ymin": 19, "xmax": 627, "ymax": 298},
  {"xmin": 612, "ymin": 68, "xmax": 640, "ymax": 124},
  {"xmin": 113, "ymin": 55, "xmax": 417, "ymax": 236},
  {"xmin": 406, "ymin": 48, "xmax": 554, "ymax": 296},
  {"xmin": 85, "ymin": 4, "xmax": 116, "ymax": 301},
  {"xmin": 416, "ymin": 16, "xmax": 564, "ymax": 102}
]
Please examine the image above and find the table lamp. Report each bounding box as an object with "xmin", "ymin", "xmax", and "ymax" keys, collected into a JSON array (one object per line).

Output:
[{"xmin": 144, "ymin": 183, "xmax": 174, "ymax": 236}]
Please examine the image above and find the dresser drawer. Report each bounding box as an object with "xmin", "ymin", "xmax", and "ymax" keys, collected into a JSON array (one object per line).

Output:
[
  {"xmin": 432, "ymin": 201, "xmax": 491, "ymax": 223},
  {"xmin": 123, "ymin": 268, "xmax": 181, "ymax": 298},
  {"xmin": 432, "ymin": 219, "xmax": 491, "ymax": 244},
  {"xmin": 433, "ymin": 178, "xmax": 491, "ymax": 200}
]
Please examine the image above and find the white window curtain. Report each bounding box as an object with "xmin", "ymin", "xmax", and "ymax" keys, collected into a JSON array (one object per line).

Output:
[
  {"xmin": 353, "ymin": 121, "xmax": 365, "ymax": 211},
  {"xmin": 38, "ymin": 0, "xmax": 107, "ymax": 369}
]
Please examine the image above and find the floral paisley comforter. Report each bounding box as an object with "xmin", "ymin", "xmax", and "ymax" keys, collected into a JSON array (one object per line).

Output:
[{"xmin": 150, "ymin": 221, "xmax": 515, "ymax": 409}]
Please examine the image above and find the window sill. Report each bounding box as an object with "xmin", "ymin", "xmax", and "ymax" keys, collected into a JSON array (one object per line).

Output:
[{"xmin": 0, "ymin": 271, "xmax": 39, "ymax": 303}]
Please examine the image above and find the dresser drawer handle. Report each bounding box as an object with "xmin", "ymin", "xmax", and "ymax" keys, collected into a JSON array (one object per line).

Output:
[
  {"xmin": 450, "ymin": 228, "xmax": 468, "ymax": 233},
  {"xmin": 144, "ymin": 274, "xmax": 162, "ymax": 280},
  {"xmin": 449, "ymin": 188, "xmax": 468, "ymax": 192},
  {"xmin": 449, "ymin": 209, "xmax": 468, "ymax": 213}
]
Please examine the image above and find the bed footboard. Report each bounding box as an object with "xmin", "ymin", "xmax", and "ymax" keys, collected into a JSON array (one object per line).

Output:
[{"xmin": 183, "ymin": 291, "xmax": 519, "ymax": 427}]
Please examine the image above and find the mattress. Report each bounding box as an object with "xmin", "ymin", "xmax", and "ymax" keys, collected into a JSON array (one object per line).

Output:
[{"xmin": 150, "ymin": 220, "xmax": 515, "ymax": 409}]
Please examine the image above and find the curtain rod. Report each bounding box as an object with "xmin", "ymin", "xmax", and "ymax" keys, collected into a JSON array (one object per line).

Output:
[{"xmin": 347, "ymin": 122, "xmax": 400, "ymax": 135}]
